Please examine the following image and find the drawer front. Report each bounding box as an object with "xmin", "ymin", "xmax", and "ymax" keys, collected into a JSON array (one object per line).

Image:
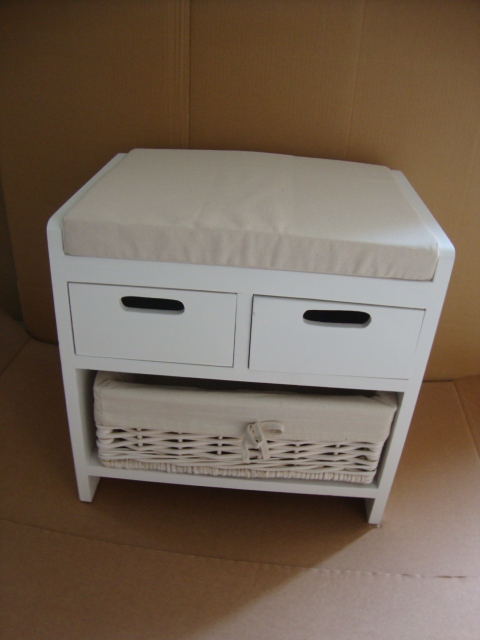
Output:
[
  {"xmin": 69, "ymin": 283, "xmax": 237, "ymax": 366},
  {"xmin": 249, "ymin": 295, "xmax": 424, "ymax": 379}
]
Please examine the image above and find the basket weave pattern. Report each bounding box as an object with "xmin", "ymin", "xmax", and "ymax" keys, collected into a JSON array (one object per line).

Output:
[{"xmin": 97, "ymin": 426, "xmax": 385, "ymax": 484}]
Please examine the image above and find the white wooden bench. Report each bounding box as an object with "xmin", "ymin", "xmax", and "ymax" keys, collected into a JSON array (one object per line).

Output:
[{"xmin": 47, "ymin": 149, "xmax": 454, "ymax": 523}]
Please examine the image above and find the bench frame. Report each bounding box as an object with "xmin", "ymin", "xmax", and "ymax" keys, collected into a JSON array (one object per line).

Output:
[{"xmin": 47, "ymin": 155, "xmax": 454, "ymax": 524}]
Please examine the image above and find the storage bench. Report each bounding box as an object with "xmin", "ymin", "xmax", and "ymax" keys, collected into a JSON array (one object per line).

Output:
[{"xmin": 47, "ymin": 149, "xmax": 455, "ymax": 523}]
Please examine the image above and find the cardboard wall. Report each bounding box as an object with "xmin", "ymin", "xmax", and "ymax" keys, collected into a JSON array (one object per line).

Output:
[
  {"xmin": 0, "ymin": 0, "xmax": 479, "ymax": 379},
  {"xmin": 0, "ymin": 0, "xmax": 190, "ymax": 341},
  {"xmin": 0, "ymin": 179, "xmax": 21, "ymax": 319}
]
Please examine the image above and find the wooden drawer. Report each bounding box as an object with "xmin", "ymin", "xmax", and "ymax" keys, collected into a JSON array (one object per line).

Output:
[
  {"xmin": 249, "ymin": 295, "xmax": 424, "ymax": 379},
  {"xmin": 69, "ymin": 283, "xmax": 237, "ymax": 366}
]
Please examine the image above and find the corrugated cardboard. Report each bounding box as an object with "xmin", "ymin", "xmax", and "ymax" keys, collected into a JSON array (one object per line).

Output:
[
  {"xmin": 3, "ymin": 521, "xmax": 479, "ymax": 640},
  {"xmin": 0, "ymin": 181, "xmax": 21, "ymax": 319},
  {"xmin": 0, "ymin": 308, "xmax": 28, "ymax": 374},
  {"xmin": 189, "ymin": 0, "xmax": 480, "ymax": 379},
  {"xmin": 455, "ymin": 375, "xmax": 480, "ymax": 458},
  {"xmin": 190, "ymin": 0, "xmax": 365, "ymax": 158},
  {"xmin": 0, "ymin": 0, "xmax": 479, "ymax": 375},
  {"xmin": 1, "ymin": 314, "xmax": 480, "ymax": 638},
  {"xmin": 0, "ymin": 0, "xmax": 190, "ymax": 342}
]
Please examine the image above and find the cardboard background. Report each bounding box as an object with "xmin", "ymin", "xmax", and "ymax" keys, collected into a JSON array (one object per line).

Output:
[
  {"xmin": 0, "ymin": 0, "xmax": 479, "ymax": 379},
  {"xmin": 1, "ymin": 309, "xmax": 479, "ymax": 638},
  {"xmin": 0, "ymin": 181, "xmax": 21, "ymax": 319}
]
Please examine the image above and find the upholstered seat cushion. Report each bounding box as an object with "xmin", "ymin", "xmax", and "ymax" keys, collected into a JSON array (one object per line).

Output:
[{"xmin": 62, "ymin": 149, "xmax": 439, "ymax": 280}]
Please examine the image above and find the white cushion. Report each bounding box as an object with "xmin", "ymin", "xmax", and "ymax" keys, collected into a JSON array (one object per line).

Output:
[{"xmin": 63, "ymin": 149, "xmax": 439, "ymax": 280}]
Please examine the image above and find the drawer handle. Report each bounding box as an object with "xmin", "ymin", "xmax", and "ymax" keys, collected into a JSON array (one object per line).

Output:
[
  {"xmin": 121, "ymin": 296, "xmax": 185, "ymax": 314},
  {"xmin": 303, "ymin": 310, "xmax": 371, "ymax": 327}
]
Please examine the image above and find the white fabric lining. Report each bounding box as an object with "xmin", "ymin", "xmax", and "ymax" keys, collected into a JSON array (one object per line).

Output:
[{"xmin": 94, "ymin": 371, "xmax": 397, "ymax": 445}]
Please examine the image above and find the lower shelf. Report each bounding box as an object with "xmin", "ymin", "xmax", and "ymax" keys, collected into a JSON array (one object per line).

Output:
[
  {"xmin": 87, "ymin": 451, "xmax": 380, "ymax": 499},
  {"xmin": 94, "ymin": 370, "xmax": 398, "ymax": 487}
]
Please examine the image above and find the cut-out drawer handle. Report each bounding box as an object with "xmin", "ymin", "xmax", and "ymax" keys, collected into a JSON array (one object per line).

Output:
[
  {"xmin": 121, "ymin": 296, "xmax": 185, "ymax": 314},
  {"xmin": 303, "ymin": 310, "xmax": 371, "ymax": 327}
]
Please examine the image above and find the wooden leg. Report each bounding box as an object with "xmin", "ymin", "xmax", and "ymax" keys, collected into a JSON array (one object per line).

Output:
[
  {"xmin": 364, "ymin": 496, "xmax": 387, "ymax": 525},
  {"xmin": 63, "ymin": 368, "xmax": 100, "ymax": 502},
  {"xmin": 76, "ymin": 473, "xmax": 100, "ymax": 502}
]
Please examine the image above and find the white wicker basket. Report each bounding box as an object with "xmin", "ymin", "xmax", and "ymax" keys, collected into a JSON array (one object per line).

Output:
[{"xmin": 94, "ymin": 372, "xmax": 397, "ymax": 485}]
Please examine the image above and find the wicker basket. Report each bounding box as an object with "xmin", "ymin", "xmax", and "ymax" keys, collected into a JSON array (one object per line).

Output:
[{"xmin": 94, "ymin": 372, "xmax": 397, "ymax": 485}]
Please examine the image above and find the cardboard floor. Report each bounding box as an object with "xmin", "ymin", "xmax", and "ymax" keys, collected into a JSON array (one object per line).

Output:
[{"xmin": 1, "ymin": 310, "xmax": 479, "ymax": 639}]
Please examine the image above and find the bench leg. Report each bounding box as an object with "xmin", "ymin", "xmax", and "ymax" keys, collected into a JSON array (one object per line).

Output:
[
  {"xmin": 76, "ymin": 473, "xmax": 100, "ymax": 502},
  {"xmin": 364, "ymin": 496, "xmax": 388, "ymax": 525}
]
